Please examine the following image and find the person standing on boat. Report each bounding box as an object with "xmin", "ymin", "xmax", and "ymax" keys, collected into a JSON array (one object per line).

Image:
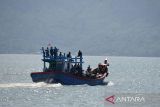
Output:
[
  {"xmin": 77, "ymin": 50, "xmax": 83, "ymax": 71},
  {"xmin": 77, "ymin": 50, "xmax": 82, "ymax": 57},
  {"xmin": 42, "ymin": 47, "xmax": 45, "ymax": 57},
  {"xmin": 59, "ymin": 52, "xmax": 62, "ymax": 58},
  {"xmin": 45, "ymin": 47, "xmax": 49, "ymax": 57},
  {"xmin": 50, "ymin": 47, "xmax": 54, "ymax": 57},
  {"xmin": 67, "ymin": 52, "xmax": 72, "ymax": 72},
  {"xmin": 67, "ymin": 52, "xmax": 71, "ymax": 58},
  {"xmin": 53, "ymin": 47, "xmax": 58, "ymax": 58}
]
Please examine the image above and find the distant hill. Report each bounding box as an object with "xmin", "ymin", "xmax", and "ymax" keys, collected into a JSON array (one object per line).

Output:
[{"xmin": 0, "ymin": 0, "xmax": 160, "ymax": 57}]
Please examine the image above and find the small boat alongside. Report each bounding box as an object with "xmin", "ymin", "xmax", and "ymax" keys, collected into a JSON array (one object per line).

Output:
[{"xmin": 31, "ymin": 47, "xmax": 109, "ymax": 85}]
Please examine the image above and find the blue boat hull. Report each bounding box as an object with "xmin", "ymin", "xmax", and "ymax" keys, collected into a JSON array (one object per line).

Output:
[{"xmin": 31, "ymin": 71, "xmax": 107, "ymax": 85}]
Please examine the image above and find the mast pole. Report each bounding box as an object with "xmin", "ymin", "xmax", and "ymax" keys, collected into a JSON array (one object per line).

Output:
[
  {"xmin": 43, "ymin": 58, "xmax": 46, "ymax": 71},
  {"xmin": 42, "ymin": 47, "xmax": 46, "ymax": 71},
  {"xmin": 80, "ymin": 55, "xmax": 82, "ymax": 69}
]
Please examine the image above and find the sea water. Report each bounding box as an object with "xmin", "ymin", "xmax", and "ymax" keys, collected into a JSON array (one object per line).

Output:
[{"xmin": 0, "ymin": 54, "xmax": 160, "ymax": 107}]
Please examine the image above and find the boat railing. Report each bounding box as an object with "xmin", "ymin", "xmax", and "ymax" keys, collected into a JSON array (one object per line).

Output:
[{"xmin": 42, "ymin": 56, "xmax": 84, "ymax": 64}]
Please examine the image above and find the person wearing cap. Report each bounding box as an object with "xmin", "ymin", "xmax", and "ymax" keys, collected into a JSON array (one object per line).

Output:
[
  {"xmin": 104, "ymin": 58, "xmax": 109, "ymax": 74},
  {"xmin": 104, "ymin": 58, "xmax": 109, "ymax": 66}
]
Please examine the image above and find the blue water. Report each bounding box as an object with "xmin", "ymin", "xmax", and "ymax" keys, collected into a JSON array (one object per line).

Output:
[{"xmin": 0, "ymin": 54, "xmax": 160, "ymax": 107}]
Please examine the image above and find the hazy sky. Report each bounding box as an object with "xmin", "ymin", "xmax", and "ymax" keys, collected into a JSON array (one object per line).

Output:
[{"xmin": 0, "ymin": 0, "xmax": 160, "ymax": 56}]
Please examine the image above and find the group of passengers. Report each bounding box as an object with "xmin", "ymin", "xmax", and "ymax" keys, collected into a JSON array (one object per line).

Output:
[
  {"xmin": 42, "ymin": 47, "xmax": 82, "ymax": 59},
  {"xmin": 70, "ymin": 63, "xmax": 82, "ymax": 75},
  {"xmin": 42, "ymin": 47, "xmax": 59, "ymax": 58},
  {"xmin": 86, "ymin": 59, "xmax": 109, "ymax": 78},
  {"xmin": 66, "ymin": 50, "xmax": 83, "ymax": 75}
]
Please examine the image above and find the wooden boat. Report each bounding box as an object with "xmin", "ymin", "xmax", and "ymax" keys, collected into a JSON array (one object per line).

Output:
[{"xmin": 31, "ymin": 47, "xmax": 109, "ymax": 85}]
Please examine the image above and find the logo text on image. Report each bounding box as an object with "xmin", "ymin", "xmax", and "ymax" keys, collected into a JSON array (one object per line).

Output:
[{"xmin": 105, "ymin": 95, "xmax": 145, "ymax": 104}]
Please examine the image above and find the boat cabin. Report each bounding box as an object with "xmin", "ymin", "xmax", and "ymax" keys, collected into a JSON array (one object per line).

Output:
[{"xmin": 41, "ymin": 47, "xmax": 83, "ymax": 73}]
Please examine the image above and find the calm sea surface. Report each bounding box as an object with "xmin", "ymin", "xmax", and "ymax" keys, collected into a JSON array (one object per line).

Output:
[{"xmin": 0, "ymin": 54, "xmax": 160, "ymax": 107}]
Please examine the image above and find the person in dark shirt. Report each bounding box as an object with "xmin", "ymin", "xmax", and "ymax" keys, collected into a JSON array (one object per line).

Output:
[
  {"xmin": 45, "ymin": 47, "xmax": 49, "ymax": 57},
  {"xmin": 86, "ymin": 65, "xmax": 92, "ymax": 76},
  {"xmin": 50, "ymin": 47, "xmax": 54, "ymax": 57},
  {"xmin": 87, "ymin": 65, "xmax": 91, "ymax": 72},
  {"xmin": 42, "ymin": 47, "xmax": 45, "ymax": 57},
  {"xmin": 76, "ymin": 63, "xmax": 82, "ymax": 75},
  {"xmin": 67, "ymin": 52, "xmax": 71, "ymax": 58},
  {"xmin": 53, "ymin": 47, "xmax": 58, "ymax": 58},
  {"xmin": 59, "ymin": 52, "xmax": 62, "ymax": 58},
  {"xmin": 78, "ymin": 50, "xmax": 82, "ymax": 57}
]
